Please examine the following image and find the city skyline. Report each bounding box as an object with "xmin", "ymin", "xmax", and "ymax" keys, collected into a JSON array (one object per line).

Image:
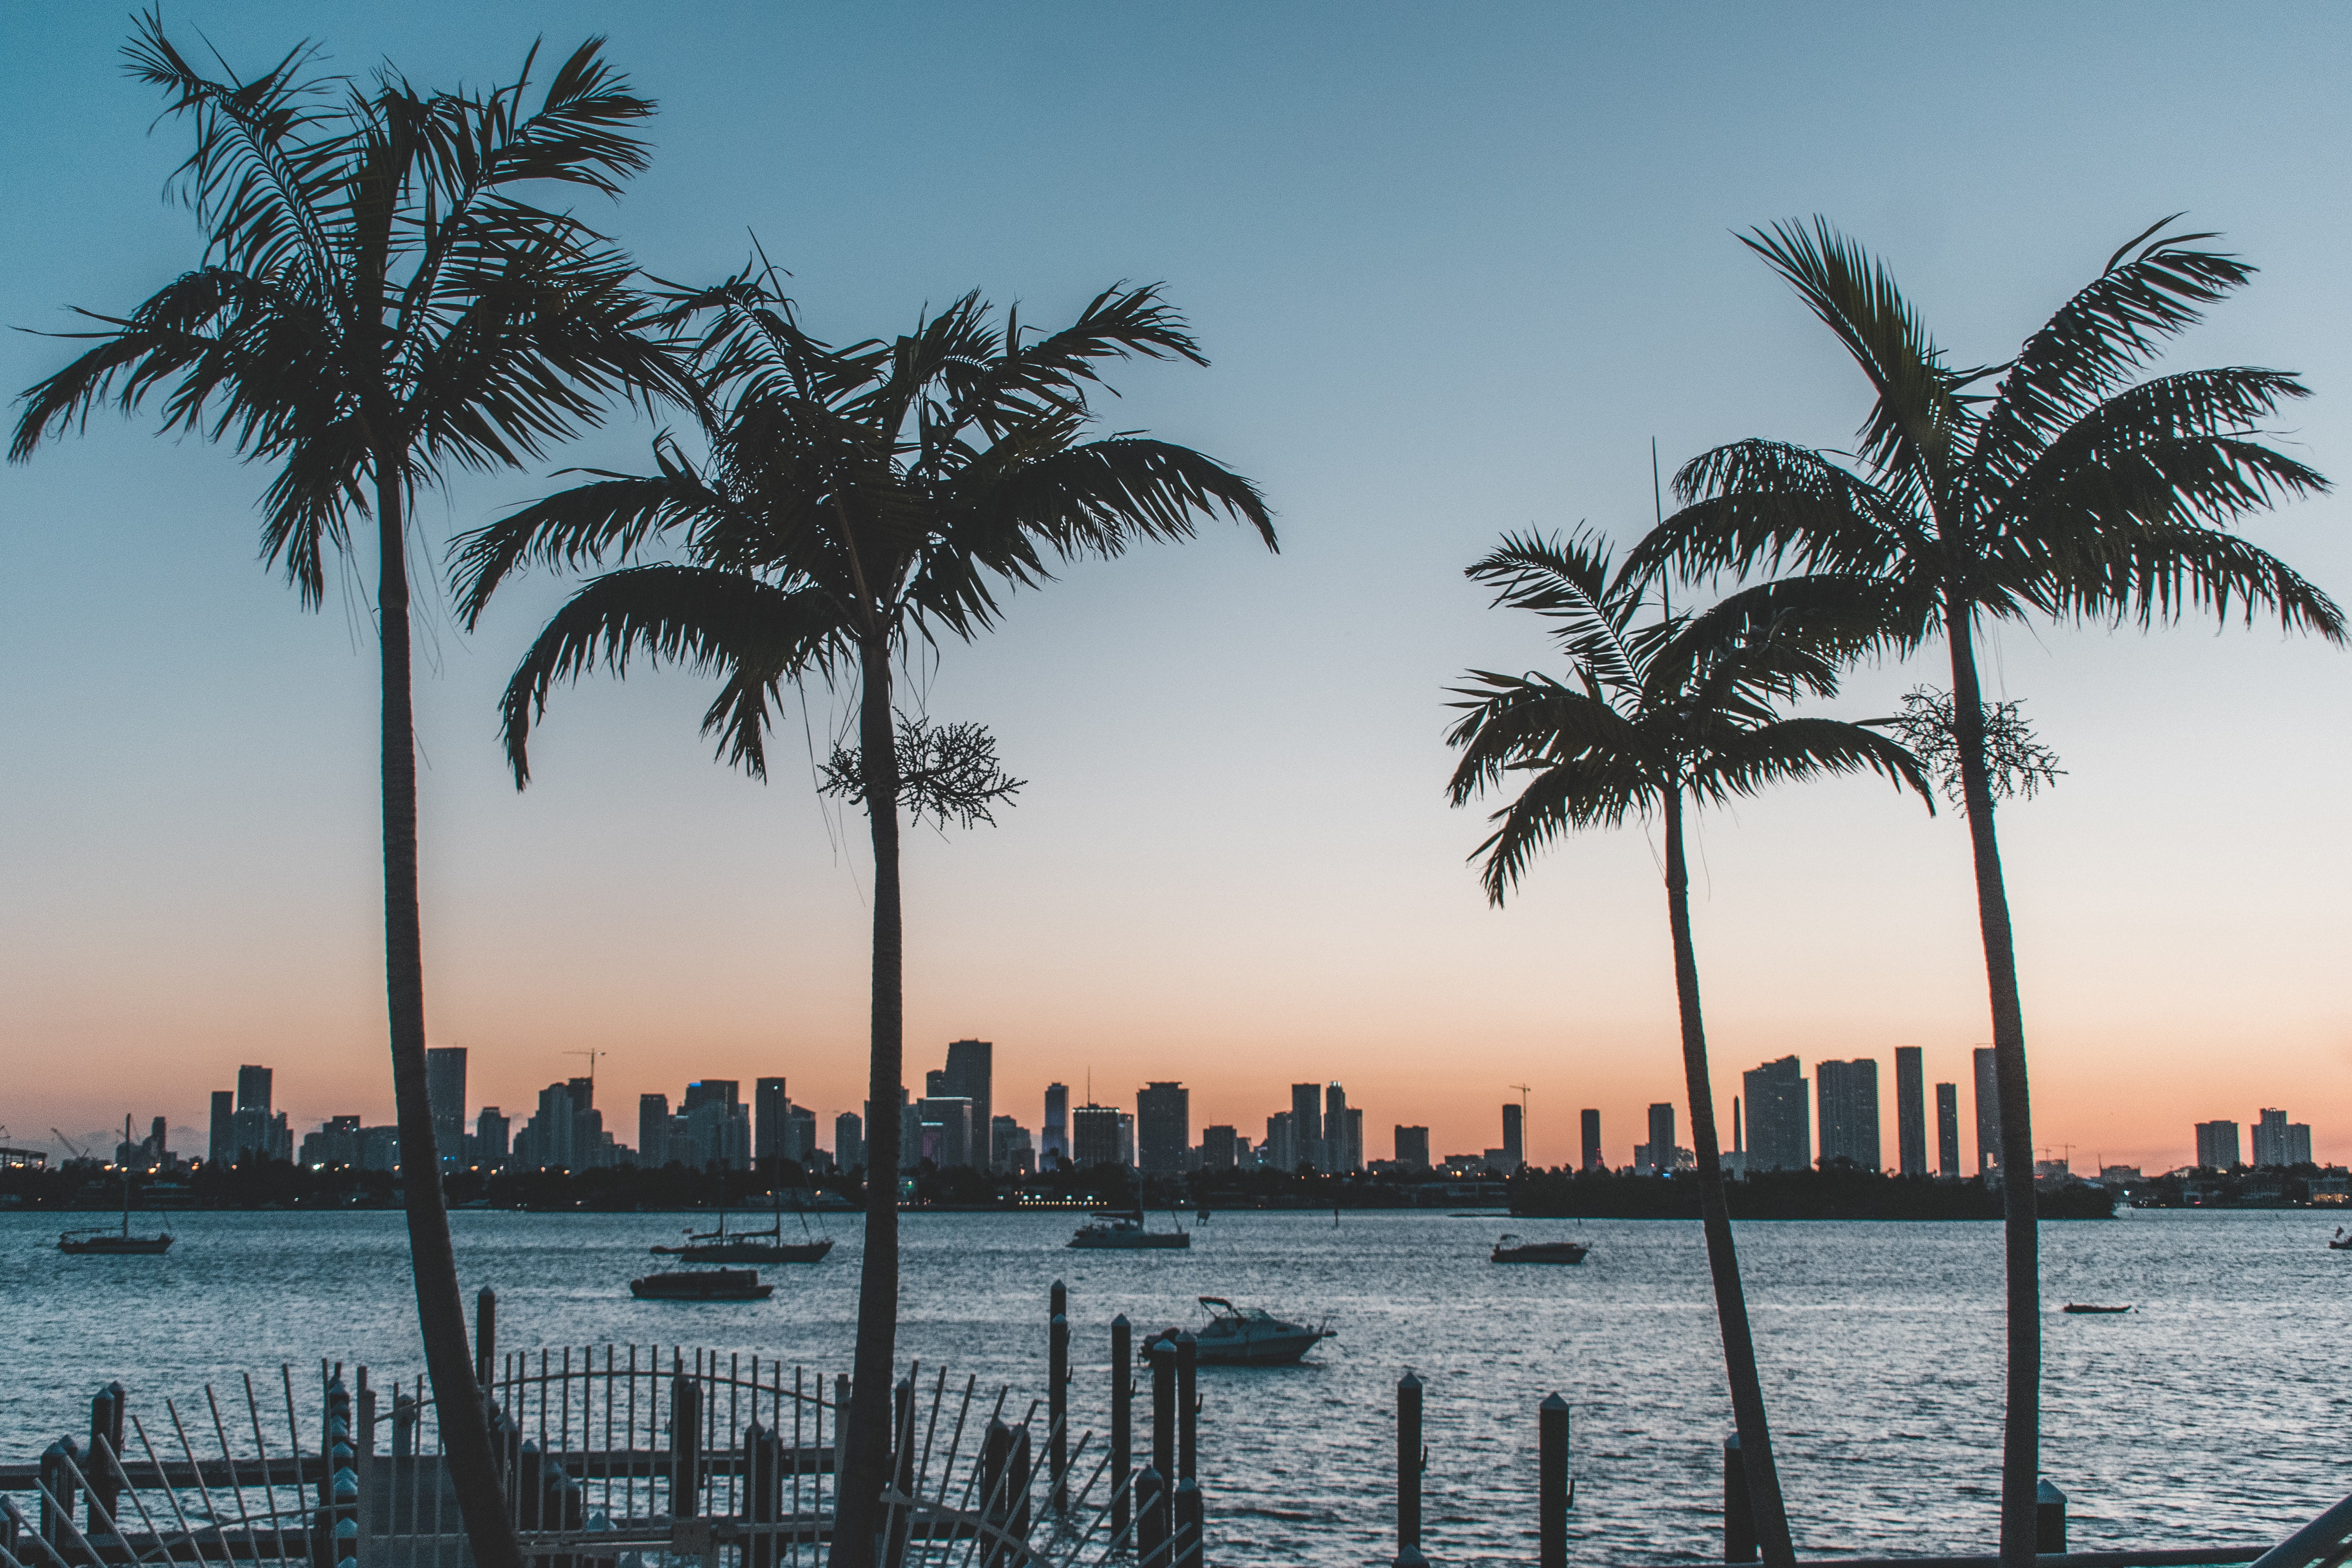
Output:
[
  {"xmin": 4, "ymin": 4, "xmax": 2348, "ymax": 1179},
  {"xmin": 101, "ymin": 1043, "xmax": 2335, "ymax": 1179}
]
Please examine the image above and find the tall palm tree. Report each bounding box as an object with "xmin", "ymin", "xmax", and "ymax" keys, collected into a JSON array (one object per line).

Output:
[
  {"xmin": 11, "ymin": 22, "xmax": 684, "ymax": 1568},
  {"xmin": 1448, "ymin": 530, "xmax": 1931, "ymax": 1566},
  {"xmin": 449, "ymin": 274, "xmax": 1274, "ymax": 1567},
  {"xmin": 1628, "ymin": 218, "xmax": 2342, "ymax": 1564}
]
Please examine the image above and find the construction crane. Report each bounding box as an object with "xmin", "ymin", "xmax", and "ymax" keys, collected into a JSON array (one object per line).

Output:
[
  {"xmin": 1509, "ymin": 1084, "xmax": 1532, "ymax": 1162},
  {"xmin": 567, "ymin": 1049, "xmax": 607, "ymax": 1088},
  {"xmin": 51, "ymin": 1127, "xmax": 90, "ymax": 1161}
]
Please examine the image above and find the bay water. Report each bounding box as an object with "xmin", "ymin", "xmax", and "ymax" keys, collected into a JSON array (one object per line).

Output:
[{"xmin": 5, "ymin": 1207, "xmax": 2345, "ymax": 1564}]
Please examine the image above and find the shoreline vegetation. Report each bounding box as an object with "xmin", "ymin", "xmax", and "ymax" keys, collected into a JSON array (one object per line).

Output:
[{"xmin": 45, "ymin": 1158, "xmax": 2352, "ymax": 1219}]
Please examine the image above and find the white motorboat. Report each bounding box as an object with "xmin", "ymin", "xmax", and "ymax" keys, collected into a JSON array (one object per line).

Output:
[
  {"xmin": 1067, "ymin": 1211, "xmax": 1190, "ymax": 1249},
  {"xmin": 1184, "ymin": 1297, "xmax": 1334, "ymax": 1365}
]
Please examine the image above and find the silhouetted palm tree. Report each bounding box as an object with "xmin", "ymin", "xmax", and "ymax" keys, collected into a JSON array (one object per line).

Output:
[
  {"xmin": 450, "ymin": 274, "xmax": 1273, "ymax": 1567},
  {"xmin": 1629, "ymin": 218, "xmax": 2342, "ymax": 1565},
  {"xmin": 10, "ymin": 22, "xmax": 683, "ymax": 1567},
  {"xmin": 1447, "ymin": 530, "xmax": 1931, "ymax": 1568}
]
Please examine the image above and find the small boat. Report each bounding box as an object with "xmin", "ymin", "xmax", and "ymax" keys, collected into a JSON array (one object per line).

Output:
[
  {"xmin": 61, "ymin": 1117, "xmax": 174, "ymax": 1256},
  {"xmin": 1068, "ymin": 1211, "xmax": 1190, "ymax": 1249},
  {"xmin": 653, "ymin": 1190, "xmax": 834, "ymax": 1263},
  {"xmin": 1492, "ymin": 1233, "xmax": 1589, "ymax": 1265},
  {"xmin": 630, "ymin": 1269, "xmax": 774, "ymax": 1301},
  {"xmin": 2060, "ymin": 1303, "xmax": 2132, "ymax": 1314},
  {"xmin": 1183, "ymin": 1297, "xmax": 1334, "ymax": 1365},
  {"xmin": 2330, "ymin": 1228, "xmax": 2352, "ymax": 1251}
]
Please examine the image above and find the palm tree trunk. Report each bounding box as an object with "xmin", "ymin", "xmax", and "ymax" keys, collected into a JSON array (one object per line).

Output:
[
  {"xmin": 1662, "ymin": 788, "xmax": 1796, "ymax": 1567},
  {"xmin": 1945, "ymin": 604, "xmax": 2041, "ymax": 1568},
  {"xmin": 831, "ymin": 634, "xmax": 904, "ymax": 1568},
  {"xmin": 375, "ymin": 462, "xmax": 523, "ymax": 1568}
]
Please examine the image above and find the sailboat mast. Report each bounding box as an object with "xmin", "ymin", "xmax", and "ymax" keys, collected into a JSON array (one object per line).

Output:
[{"xmin": 122, "ymin": 1114, "xmax": 133, "ymax": 1236}]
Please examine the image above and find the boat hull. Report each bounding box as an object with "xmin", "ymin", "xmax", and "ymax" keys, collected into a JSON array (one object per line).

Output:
[
  {"xmin": 1191, "ymin": 1331, "xmax": 1327, "ymax": 1365},
  {"xmin": 629, "ymin": 1270, "xmax": 774, "ymax": 1301},
  {"xmin": 651, "ymin": 1239, "xmax": 834, "ymax": 1263},
  {"xmin": 1492, "ymin": 1243, "xmax": 1588, "ymax": 1264},
  {"xmin": 1067, "ymin": 1232, "xmax": 1190, "ymax": 1250},
  {"xmin": 59, "ymin": 1235, "xmax": 173, "ymax": 1255}
]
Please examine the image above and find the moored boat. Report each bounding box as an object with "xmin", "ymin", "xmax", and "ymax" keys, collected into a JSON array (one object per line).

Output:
[
  {"xmin": 653, "ymin": 1187, "xmax": 835, "ymax": 1263},
  {"xmin": 60, "ymin": 1116, "xmax": 173, "ymax": 1256},
  {"xmin": 1492, "ymin": 1233, "xmax": 1588, "ymax": 1264},
  {"xmin": 1182, "ymin": 1297, "xmax": 1333, "ymax": 1364},
  {"xmin": 629, "ymin": 1269, "xmax": 774, "ymax": 1301},
  {"xmin": 2060, "ymin": 1303, "xmax": 2131, "ymax": 1314},
  {"xmin": 1068, "ymin": 1207, "xmax": 1189, "ymax": 1249}
]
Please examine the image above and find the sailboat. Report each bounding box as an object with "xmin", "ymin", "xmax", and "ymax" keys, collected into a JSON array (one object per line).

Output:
[
  {"xmin": 59, "ymin": 1117, "xmax": 174, "ymax": 1255},
  {"xmin": 651, "ymin": 1184, "xmax": 833, "ymax": 1264}
]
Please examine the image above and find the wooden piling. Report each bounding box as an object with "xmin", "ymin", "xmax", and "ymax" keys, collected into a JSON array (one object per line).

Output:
[
  {"xmin": 1174, "ymin": 1333, "xmax": 1197, "ymax": 1482},
  {"xmin": 1723, "ymin": 1432, "xmax": 1756, "ymax": 1563},
  {"xmin": 1136, "ymin": 1462, "xmax": 1166, "ymax": 1566},
  {"xmin": 2038, "ymin": 1480, "xmax": 2068, "ymax": 1553},
  {"xmin": 1173, "ymin": 1477, "xmax": 1202, "ymax": 1568},
  {"xmin": 979, "ymin": 1417, "xmax": 1013, "ymax": 1568},
  {"xmin": 87, "ymin": 1382, "xmax": 124, "ymax": 1533},
  {"xmin": 1110, "ymin": 1315, "xmax": 1133, "ymax": 1537},
  {"xmin": 1049, "ymin": 1282, "xmax": 1070, "ymax": 1511},
  {"xmin": 1539, "ymin": 1393, "xmax": 1569, "ymax": 1568},
  {"xmin": 475, "ymin": 1290, "xmax": 496, "ymax": 1392},
  {"xmin": 40, "ymin": 1440, "xmax": 78, "ymax": 1546},
  {"xmin": 1149, "ymin": 1336, "xmax": 1176, "ymax": 1560},
  {"xmin": 671, "ymin": 1374, "xmax": 702, "ymax": 1519},
  {"xmin": 1395, "ymin": 1373, "xmax": 1428, "ymax": 1568},
  {"xmin": 743, "ymin": 1422, "xmax": 779, "ymax": 1568}
]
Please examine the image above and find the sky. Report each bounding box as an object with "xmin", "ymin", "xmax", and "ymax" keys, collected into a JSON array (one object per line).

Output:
[{"xmin": 3, "ymin": 3, "xmax": 2347, "ymax": 1175}]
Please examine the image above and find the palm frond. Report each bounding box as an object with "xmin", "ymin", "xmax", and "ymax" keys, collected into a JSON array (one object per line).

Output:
[
  {"xmin": 1743, "ymin": 219, "xmax": 1967, "ymax": 489},
  {"xmin": 959, "ymin": 436, "xmax": 1276, "ymax": 560},
  {"xmin": 1970, "ymin": 220, "xmax": 2253, "ymax": 493},
  {"xmin": 2028, "ymin": 512, "xmax": 2345, "ymax": 642},
  {"xmin": 1443, "ymin": 671, "xmax": 1648, "ymax": 803},
  {"xmin": 1685, "ymin": 717, "xmax": 1934, "ymax": 812},
  {"xmin": 498, "ymin": 564, "xmax": 848, "ymax": 785},
  {"xmin": 450, "ymin": 445, "xmax": 724, "ymax": 625},
  {"xmin": 1464, "ymin": 753, "xmax": 1655, "ymax": 905},
  {"xmin": 1464, "ymin": 530, "xmax": 1640, "ymax": 695},
  {"xmin": 1640, "ymin": 441, "xmax": 1918, "ymax": 583}
]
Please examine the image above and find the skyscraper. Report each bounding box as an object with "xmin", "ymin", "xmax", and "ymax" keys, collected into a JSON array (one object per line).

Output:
[
  {"xmin": 237, "ymin": 1065, "xmax": 272, "ymax": 1115},
  {"xmin": 1326, "ymin": 1084, "xmax": 1359, "ymax": 1173},
  {"xmin": 755, "ymin": 1078, "xmax": 789, "ymax": 1164},
  {"xmin": 1742, "ymin": 1058, "xmax": 1809, "ymax": 1172},
  {"xmin": 1935, "ymin": 1084, "xmax": 1959, "ymax": 1177},
  {"xmin": 425, "ymin": 1047, "xmax": 467, "ymax": 1168},
  {"xmin": 1202, "ymin": 1125, "xmax": 1239, "ymax": 1170},
  {"xmin": 1042, "ymin": 1084, "xmax": 1069, "ymax": 1169},
  {"xmin": 1264, "ymin": 1111, "xmax": 1296, "ymax": 1172},
  {"xmin": 209, "ymin": 1090, "xmax": 235, "ymax": 1167},
  {"xmin": 1290, "ymin": 1084, "xmax": 1324, "ymax": 1171},
  {"xmin": 943, "ymin": 1040, "xmax": 994, "ymax": 1170},
  {"xmin": 2251, "ymin": 1109, "xmax": 2312, "ymax": 1168},
  {"xmin": 1580, "ymin": 1109, "xmax": 1602, "ymax": 1171},
  {"xmin": 1394, "ymin": 1125, "xmax": 1429, "ymax": 1169},
  {"xmin": 1973, "ymin": 1048, "xmax": 1999, "ymax": 1175},
  {"xmin": 1072, "ymin": 1105, "xmax": 1122, "ymax": 1168},
  {"xmin": 1894, "ymin": 1047, "xmax": 1926, "ymax": 1176},
  {"xmin": 1816, "ymin": 1059, "xmax": 1881, "ymax": 1171},
  {"xmin": 1640, "ymin": 1103, "xmax": 1677, "ymax": 1174},
  {"xmin": 835, "ymin": 1112, "xmax": 864, "ymax": 1172},
  {"xmin": 2196, "ymin": 1120, "xmax": 2241, "ymax": 1170},
  {"xmin": 475, "ymin": 1106, "xmax": 510, "ymax": 1167},
  {"xmin": 1501, "ymin": 1102, "xmax": 1524, "ymax": 1169},
  {"xmin": 638, "ymin": 1094, "xmax": 672, "ymax": 1167},
  {"xmin": 786, "ymin": 1105, "xmax": 819, "ymax": 1165},
  {"xmin": 1137, "ymin": 1082, "xmax": 1191, "ymax": 1175},
  {"xmin": 916, "ymin": 1097, "xmax": 973, "ymax": 1168}
]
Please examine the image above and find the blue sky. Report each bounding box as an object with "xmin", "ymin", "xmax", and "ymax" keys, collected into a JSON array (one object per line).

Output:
[{"xmin": 3, "ymin": 3, "xmax": 2347, "ymax": 1169}]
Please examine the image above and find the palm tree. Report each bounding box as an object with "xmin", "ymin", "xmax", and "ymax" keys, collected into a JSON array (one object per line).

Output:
[
  {"xmin": 1447, "ymin": 530, "xmax": 1932, "ymax": 1568},
  {"xmin": 1629, "ymin": 217, "xmax": 2343, "ymax": 1564},
  {"xmin": 11, "ymin": 22, "xmax": 684, "ymax": 1568},
  {"xmin": 448, "ymin": 274, "xmax": 1273, "ymax": 1567}
]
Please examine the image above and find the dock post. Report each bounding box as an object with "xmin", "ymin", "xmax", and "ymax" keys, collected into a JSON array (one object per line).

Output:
[
  {"xmin": 1049, "ymin": 1282, "xmax": 1070, "ymax": 1511},
  {"xmin": 1395, "ymin": 1373, "xmax": 1427, "ymax": 1568},
  {"xmin": 88, "ymin": 1381, "xmax": 125, "ymax": 1533},
  {"xmin": 671, "ymin": 1374, "xmax": 702, "ymax": 1520},
  {"xmin": 1723, "ymin": 1433, "xmax": 1756, "ymax": 1563},
  {"xmin": 39, "ymin": 1440, "xmax": 79, "ymax": 1547},
  {"xmin": 354, "ymin": 1371, "xmax": 375, "ymax": 1567},
  {"xmin": 979, "ymin": 1418, "xmax": 1012, "ymax": 1568},
  {"xmin": 1135, "ymin": 1462, "xmax": 1165, "ymax": 1567},
  {"xmin": 1173, "ymin": 1333, "xmax": 1200, "ymax": 1568},
  {"xmin": 1148, "ymin": 1336, "xmax": 1177, "ymax": 1559},
  {"xmin": 1110, "ymin": 1315, "xmax": 1133, "ymax": 1537},
  {"xmin": 2037, "ymin": 1480, "xmax": 2067, "ymax": 1553},
  {"xmin": 475, "ymin": 1290, "xmax": 496, "ymax": 1393},
  {"xmin": 391, "ymin": 1393, "xmax": 416, "ymax": 1463},
  {"xmin": 743, "ymin": 1422, "xmax": 779, "ymax": 1568},
  {"xmin": 1539, "ymin": 1393, "xmax": 1569, "ymax": 1568},
  {"xmin": 1011, "ymin": 1422, "xmax": 1033, "ymax": 1545}
]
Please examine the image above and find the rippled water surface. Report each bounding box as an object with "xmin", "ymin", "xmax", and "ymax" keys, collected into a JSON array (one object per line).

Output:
[{"xmin": 5, "ymin": 1207, "xmax": 2347, "ymax": 1563}]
